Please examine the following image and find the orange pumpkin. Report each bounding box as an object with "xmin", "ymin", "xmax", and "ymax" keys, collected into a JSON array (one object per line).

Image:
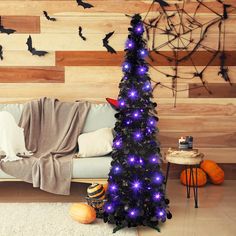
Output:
[
  {"xmin": 200, "ymin": 160, "xmax": 224, "ymax": 184},
  {"xmin": 180, "ymin": 168, "xmax": 207, "ymax": 187},
  {"xmin": 69, "ymin": 203, "xmax": 96, "ymax": 224},
  {"xmin": 103, "ymin": 183, "xmax": 108, "ymax": 192}
]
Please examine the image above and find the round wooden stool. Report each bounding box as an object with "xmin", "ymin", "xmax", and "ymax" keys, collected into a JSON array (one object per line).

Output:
[{"xmin": 164, "ymin": 148, "xmax": 204, "ymax": 208}]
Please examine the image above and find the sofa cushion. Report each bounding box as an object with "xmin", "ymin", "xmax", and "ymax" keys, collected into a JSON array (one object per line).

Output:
[
  {"xmin": 82, "ymin": 103, "xmax": 117, "ymax": 133},
  {"xmin": 77, "ymin": 128, "xmax": 113, "ymax": 157},
  {"xmin": 72, "ymin": 156, "xmax": 112, "ymax": 178},
  {"xmin": 0, "ymin": 104, "xmax": 24, "ymax": 124},
  {"xmin": 0, "ymin": 156, "xmax": 112, "ymax": 179}
]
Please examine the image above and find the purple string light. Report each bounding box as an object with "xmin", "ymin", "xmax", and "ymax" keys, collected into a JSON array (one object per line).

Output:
[
  {"xmin": 128, "ymin": 209, "xmax": 139, "ymax": 218},
  {"xmin": 118, "ymin": 99, "xmax": 126, "ymax": 108},
  {"xmin": 128, "ymin": 89, "xmax": 138, "ymax": 100},
  {"xmin": 137, "ymin": 65, "xmax": 148, "ymax": 76},
  {"xmin": 153, "ymin": 192, "xmax": 161, "ymax": 201},
  {"xmin": 142, "ymin": 81, "xmax": 151, "ymax": 91},
  {"xmin": 146, "ymin": 127, "xmax": 152, "ymax": 134},
  {"xmin": 132, "ymin": 180, "xmax": 142, "ymax": 191},
  {"xmin": 139, "ymin": 48, "xmax": 148, "ymax": 58},
  {"xmin": 153, "ymin": 173, "xmax": 163, "ymax": 184},
  {"xmin": 128, "ymin": 155, "xmax": 136, "ymax": 165},
  {"xmin": 114, "ymin": 138, "xmax": 122, "ymax": 149},
  {"xmin": 148, "ymin": 117, "xmax": 156, "ymax": 126},
  {"xmin": 126, "ymin": 39, "xmax": 135, "ymax": 49},
  {"xmin": 122, "ymin": 62, "xmax": 131, "ymax": 72},
  {"xmin": 134, "ymin": 23, "xmax": 144, "ymax": 35},
  {"xmin": 125, "ymin": 119, "xmax": 132, "ymax": 126},
  {"xmin": 109, "ymin": 184, "xmax": 118, "ymax": 192},
  {"xmin": 114, "ymin": 166, "xmax": 121, "ymax": 174},
  {"xmin": 156, "ymin": 208, "xmax": 166, "ymax": 220},
  {"xmin": 133, "ymin": 131, "xmax": 143, "ymax": 141},
  {"xmin": 132, "ymin": 110, "xmax": 141, "ymax": 119},
  {"xmin": 139, "ymin": 158, "xmax": 143, "ymax": 165},
  {"xmin": 105, "ymin": 203, "xmax": 114, "ymax": 213},
  {"xmin": 149, "ymin": 154, "xmax": 160, "ymax": 164}
]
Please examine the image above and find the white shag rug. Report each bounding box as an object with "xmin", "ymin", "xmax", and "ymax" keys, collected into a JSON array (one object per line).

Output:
[{"xmin": 0, "ymin": 203, "xmax": 137, "ymax": 236}]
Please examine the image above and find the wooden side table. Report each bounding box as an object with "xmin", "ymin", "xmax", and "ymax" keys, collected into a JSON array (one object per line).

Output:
[{"xmin": 164, "ymin": 148, "xmax": 204, "ymax": 208}]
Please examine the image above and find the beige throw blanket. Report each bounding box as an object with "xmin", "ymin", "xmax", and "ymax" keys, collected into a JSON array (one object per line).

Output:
[{"xmin": 0, "ymin": 98, "xmax": 90, "ymax": 195}]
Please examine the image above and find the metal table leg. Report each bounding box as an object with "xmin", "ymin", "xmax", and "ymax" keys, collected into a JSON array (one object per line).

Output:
[
  {"xmin": 186, "ymin": 165, "xmax": 191, "ymax": 198},
  {"xmin": 190, "ymin": 165, "xmax": 199, "ymax": 208},
  {"xmin": 193, "ymin": 165, "xmax": 199, "ymax": 208},
  {"xmin": 165, "ymin": 162, "xmax": 171, "ymax": 192}
]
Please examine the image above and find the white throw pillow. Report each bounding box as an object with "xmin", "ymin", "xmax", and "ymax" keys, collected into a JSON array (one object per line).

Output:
[
  {"xmin": 77, "ymin": 128, "xmax": 113, "ymax": 157},
  {"xmin": 0, "ymin": 111, "xmax": 32, "ymax": 162}
]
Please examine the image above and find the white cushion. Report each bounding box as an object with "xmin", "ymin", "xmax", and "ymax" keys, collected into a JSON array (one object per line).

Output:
[
  {"xmin": 0, "ymin": 111, "xmax": 32, "ymax": 162},
  {"xmin": 77, "ymin": 128, "xmax": 113, "ymax": 158},
  {"xmin": 0, "ymin": 103, "xmax": 24, "ymax": 124},
  {"xmin": 82, "ymin": 103, "xmax": 117, "ymax": 133}
]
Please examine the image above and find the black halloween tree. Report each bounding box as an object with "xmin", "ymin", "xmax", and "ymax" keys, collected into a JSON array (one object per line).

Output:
[{"xmin": 103, "ymin": 14, "xmax": 171, "ymax": 233}]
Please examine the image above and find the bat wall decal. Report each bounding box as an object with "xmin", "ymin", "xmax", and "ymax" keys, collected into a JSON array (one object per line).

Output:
[
  {"xmin": 0, "ymin": 16, "xmax": 16, "ymax": 34},
  {"xmin": 26, "ymin": 35, "xmax": 48, "ymax": 57},
  {"xmin": 0, "ymin": 25, "xmax": 16, "ymax": 34},
  {"xmin": 154, "ymin": 0, "xmax": 169, "ymax": 7},
  {"xmin": 102, "ymin": 31, "xmax": 117, "ymax": 54},
  {"xmin": 0, "ymin": 45, "xmax": 3, "ymax": 60},
  {"xmin": 76, "ymin": 0, "xmax": 94, "ymax": 9},
  {"xmin": 78, "ymin": 26, "xmax": 86, "ymax": 41},
  {"xmin": 43, "ymin": 11, "xmax": 57, "ymax": 21}
]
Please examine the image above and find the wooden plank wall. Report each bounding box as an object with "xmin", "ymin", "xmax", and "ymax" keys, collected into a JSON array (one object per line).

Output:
[{"xmin": 0, "ymin": 0, "xmax": 235, "ymax": 178}]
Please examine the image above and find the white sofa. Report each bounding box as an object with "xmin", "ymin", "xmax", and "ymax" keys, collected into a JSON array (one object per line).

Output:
[{"xmin": 0, "ymin": 102, "xmax": 117, "ymax": 184}]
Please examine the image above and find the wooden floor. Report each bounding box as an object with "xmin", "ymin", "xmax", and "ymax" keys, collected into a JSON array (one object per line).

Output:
[
  {"xmin": 0, "ymin": 182, "xmax": 89, "ymax": 202},
  {"xmin": 0, "ymin": 180, "xmax": 236, "ymax": 236}
]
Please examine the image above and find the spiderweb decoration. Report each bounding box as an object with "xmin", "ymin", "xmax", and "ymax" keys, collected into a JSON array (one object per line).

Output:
[{"xmin": 139, "ymin": 0, "xmax": 236, "ymax": 106}]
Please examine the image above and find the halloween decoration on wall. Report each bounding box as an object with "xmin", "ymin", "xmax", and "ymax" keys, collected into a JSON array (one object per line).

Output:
[
  {"xmin": 102, "ymin": 31, "xmax": 117, "ymax": 54},
  {"xmin": 103, "ymin": 14, "xmax": 171, "ymax": 233},
  {"xmin": 26, "ymin": 35, "xmax": 48, "ymax": 57},
  {"xmin": 0, "ymin": 16, "xmax": 16, "ymax": 35},
  {"xmin": 139, "ymin": 0, "xmax": 236, "ymax": 106},
  {"xmin": 43, "ymin": 11, "xmax": 56, "ymax": 21},
  {"xmin": 76, "ymin": 0, "xmax": 94, "ymax": 9},
  {"xmin": 78, "ymin": 26, "xmax": 86, "ymax": 41},
  {"xmin": 0, "ymin": 45, "xmax": 3, "ymax": 60},
  {"xmin": 154, "ymin": 0, "xmax": 169, "ymax": 7}
]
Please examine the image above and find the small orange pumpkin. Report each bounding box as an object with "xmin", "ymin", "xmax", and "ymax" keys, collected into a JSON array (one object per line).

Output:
[
  {"xmin": 180, "ymin": 168, "xmax": 207, "ymax": 187},
  {"xmin": 103, "ymin": 182, "xmax": 108, "ymax": 193},
  {"xmin": 200, "ymin": 160, "xmax": 224, "ymax": 184},
  {"xmin": 69, "ymin": 203, "xmax": 96, "ymax": 224}
]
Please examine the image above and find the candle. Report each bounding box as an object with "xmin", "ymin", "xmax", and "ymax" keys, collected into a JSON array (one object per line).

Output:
[{"xmin": 179, "ymin": 137, "xmax": 186, "ymax": 144}]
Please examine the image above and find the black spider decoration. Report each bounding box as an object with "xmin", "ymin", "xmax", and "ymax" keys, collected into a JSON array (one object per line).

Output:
[{"xmin": 140, "ymin": 0, "xmax": 235, "ymax": 106}]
